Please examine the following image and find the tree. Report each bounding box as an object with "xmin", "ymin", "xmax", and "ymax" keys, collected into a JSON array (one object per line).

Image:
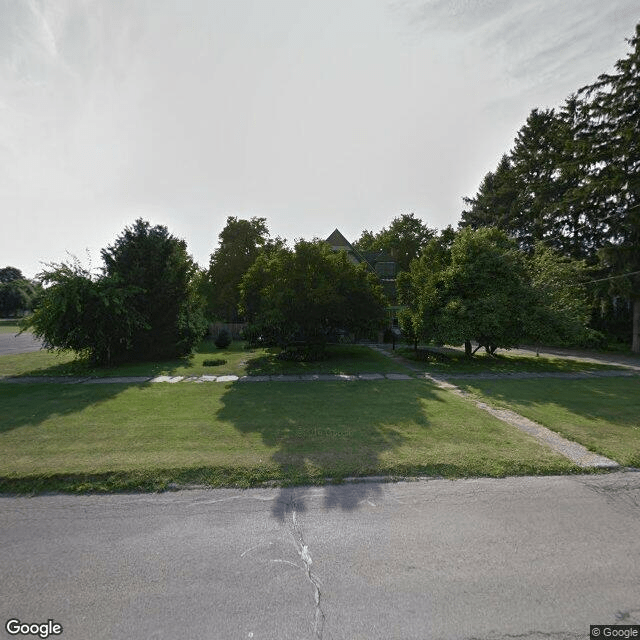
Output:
[
  {"xmin": 0, "ymin": 266, "xmax": 41, "ymax": 317},
  {"xmin": 399, "ymin": 228, "xmax": 589, "ymax": 355},
  {"xmin": 0, "ymin": 267, "xmax": 24, "ymax": 283},
  {"xmin": 206, "ymin": 217, "xmax": 273, "ymax": 322},
  {"xmin": 354, "ymin": 213, "xmax": 435, "ymax": 272},
  {"xmin": 576, "ymin": 23, "xmax": 640, "ymax": 352},
  {"xmin": 461, "ymin": 109, "xmax": 581, "ymax": 256},
  {"xmin": 240, "ymin": 239, "xmax": 386, "ymax": 354},
  {"xmin": 101, "ymin": 219, "xmax": 206, "ymax": 359},
  {"xmin": 460, "ymin": 155, "xmax": 519, "ymax": 235},
  {"xmin": 25, "ymin": 220, "xmax": 206, "ymax": 364},
  {"xmin": 458, "ymin": 23, "xmax": 640, "ymax": 351},
  {"xmin": 525, "ymin": 243, "xmax": 592, "ymax": 352},
  {"xmin": 24, "ymin": 260, "xmax": 144, "ymax": 363}
]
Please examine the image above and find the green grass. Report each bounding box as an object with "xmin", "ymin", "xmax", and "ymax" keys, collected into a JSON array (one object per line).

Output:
[
  {"xmin": 453, "ymin": 377, "xmax": 640, "ymax": 467},
  {"xmin": 0, "ymin": 341, "xmax": 407, "ymax": 378},
  {"xmin": 0, "ymin": 322, "xmax": 25, "ymax": 334},
  {"xmin": 395, "ymin": 346, "xmax": 626, "ymax": 374},
  {"xmin": 0, "ymin": 380, "xmax": 577, "ymax": 493},
  {"xmin": 244, "ymin": 344, "xmax": 405, "ymax": 375}
]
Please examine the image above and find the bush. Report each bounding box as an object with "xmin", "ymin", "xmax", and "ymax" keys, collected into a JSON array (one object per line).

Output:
[
  {"xmin": 203, "ymin": 358, "xmax": 227, "ymax": 367},
  {"xmin": 215, "ymin": 329, "xmax": 232, "ymax": 348},
  {"xmin": 24, "ymin": 220, "xmax": 207, "ymax": 365}
]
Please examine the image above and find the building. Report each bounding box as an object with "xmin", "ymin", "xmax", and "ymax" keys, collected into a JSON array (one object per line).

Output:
[{"xmin": 325, "ymin": 229, "xmax": 402, "ymax": 331}]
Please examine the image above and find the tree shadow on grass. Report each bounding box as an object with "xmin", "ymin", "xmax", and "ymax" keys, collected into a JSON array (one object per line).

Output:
[
  {"xmin": 457, "ymin": 377, "xmax": 640, "ymax": 465},
  {"xmin": 216, "ymin": 380, "xmax": 444, "ymax": 520},
  {"xmin": 0, "ymin": 382, "xmax": 136, "ymax": 434},
  {"xmin": 2, "ymin": 338, "xmax": 226, "ymax": 379},
  {"xmin": 458, "ymin": 377, "xmax": 640, "ymax": 425},
  {"xmin": 244, "ymin": 344, "xmax": 404, "ymax": 376}
]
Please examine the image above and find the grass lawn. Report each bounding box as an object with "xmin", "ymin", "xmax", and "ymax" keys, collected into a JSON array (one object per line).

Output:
[
  {"xmin": 395, "ymin": 346, "xmax": 626, "ymax": 374},
  {"xmin": 0, "ymin": 321, "xmax": 25, "ymax": 334},
  {"xmin": 0, "ymin": 341, "xmax": 408, "ymax": 378},
  {"xmin": 0, "ymin": 379, "xmax": 578, "ymax": 493},
  {"xmin": 453, "ymin": 377, "xmax": 640, "ymax": 467}
]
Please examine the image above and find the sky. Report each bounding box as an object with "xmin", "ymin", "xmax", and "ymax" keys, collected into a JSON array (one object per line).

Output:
[{"xmin": 2, "ymin": 0, "xmax": 639, "ymax": 279}]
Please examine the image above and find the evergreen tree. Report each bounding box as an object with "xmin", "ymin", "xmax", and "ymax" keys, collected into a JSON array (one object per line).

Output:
[
  {"xmin": 460, "ymin": 155, "xmax": 518, "ymax": 233},
  {"xmin": 576, "ymin": 24, "xmax": 640, "ymax": 351}
]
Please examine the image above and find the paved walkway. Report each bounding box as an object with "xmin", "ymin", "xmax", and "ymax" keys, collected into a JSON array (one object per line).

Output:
[{"xmin": 1, "ymin": 372, "xmax": 416, "ymax": 384}]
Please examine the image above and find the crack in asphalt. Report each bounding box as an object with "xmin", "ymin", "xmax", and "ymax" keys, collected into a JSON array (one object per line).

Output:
[{"xmin": 284, "ymin": 498, "xmax": 327, "ymax": 640}]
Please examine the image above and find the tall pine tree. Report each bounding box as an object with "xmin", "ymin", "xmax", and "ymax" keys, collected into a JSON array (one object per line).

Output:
[{"xmin": 577, "ymin": 24, "xmax": 640, "ymax": 351}]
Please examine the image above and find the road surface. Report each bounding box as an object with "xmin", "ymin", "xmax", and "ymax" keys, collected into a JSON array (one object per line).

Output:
[{"xmin": 2, "ymin": 473, "xmax": 639, "ymax": 639}]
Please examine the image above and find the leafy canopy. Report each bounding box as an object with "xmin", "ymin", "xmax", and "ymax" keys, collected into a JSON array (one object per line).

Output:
[
  {"xmin": 398, "ymin": 228, "xmax": 590, "ymax": 354},
  {"xmin": 240, "ymin": 239, "xmax": 386, "ymax": 350},
  {"xmin": 25, "ymin": 219, "xmax": 206, "ymax": 364}
]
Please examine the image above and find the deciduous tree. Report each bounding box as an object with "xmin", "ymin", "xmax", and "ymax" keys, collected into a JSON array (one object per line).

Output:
[{"xmin": 240, "ymin": 239, "xmax": 386, "ymax": 354}]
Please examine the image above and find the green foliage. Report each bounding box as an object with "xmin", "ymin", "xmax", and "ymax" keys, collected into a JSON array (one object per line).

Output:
[
  {"xmin": 525, "ymin": 243, "xmax": 592, "ymax": 347},
  {"xmin": 0, "ymin": 266, "xmax": 41, "ymax": 316},
  {"xmin": 240, "ymin": 239, "xmax": 386, "ymax": 354},
  {"xmin": 399, "ymin": 228, "xmax": 590, "ymax": 354},
  {"xmin": 354, "ymin": 213, "xmax": 435, "ymax": 272},
  {"xmin": 206, "ymin": 217, "xmax": 280, "ymax": 322},
  {"xmin": 24, "ymin": 260, "xmax": 144, "ymax": 363},
  {"xmin": 101, "ymin": 219, "xmax": 207, "ymax": 359},
  {"xmin": 460, "ymin": 22, "xmax": 640, "ymax": 350},
  {"xmin": 202, "ymin": 358, "xmax": 227, "ymax": 366},
  {"xmin": 0, "ymin": 266, "xmax": 24, "ymax": 283},
  {"xmin": 0, "ymin": 280, "xmax": 36, "ymax": 317},
  {"xmin": 24, "ymin": 220, "xmax": 207, "ymax": 364},
  {"xmin": 214, "ymin": 328, "xmax": 232, "ymax": 348}
]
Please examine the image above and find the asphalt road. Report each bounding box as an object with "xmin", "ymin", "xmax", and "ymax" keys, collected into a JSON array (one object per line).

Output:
[
  {"xmin": 0, "ymin": 331, "xmax": 42, "ymax": 355},
  {"xmin": 2, "ymin": 473, "xmax": 639, "ymax": 640}
]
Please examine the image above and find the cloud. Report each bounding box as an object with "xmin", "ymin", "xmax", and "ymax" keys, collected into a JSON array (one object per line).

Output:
[{"xmin": 394, "ymin": 0, "xmax": 640, "ymax": 94}]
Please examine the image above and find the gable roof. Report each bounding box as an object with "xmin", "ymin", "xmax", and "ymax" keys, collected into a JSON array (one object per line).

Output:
[{"xmin": 325, "ymin": 229, "xmax": 354, "ymax": 250}]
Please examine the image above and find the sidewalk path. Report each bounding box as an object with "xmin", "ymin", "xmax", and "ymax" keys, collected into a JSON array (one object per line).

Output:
[
  {"xmin": 370, "ymin": 344, "xmax": 622, "ymax": 470},
  {"xmin": 0, "ymin": 372, "xmax": 416, "ymax": 384}
]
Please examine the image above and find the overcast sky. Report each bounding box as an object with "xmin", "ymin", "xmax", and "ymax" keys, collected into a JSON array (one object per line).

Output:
[{"xmin": 2, "ymin": 0, "xmax": 639, "ymax": 278}]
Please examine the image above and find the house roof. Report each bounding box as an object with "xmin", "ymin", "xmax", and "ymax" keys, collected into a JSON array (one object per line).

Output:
[{"xmin": 325, "ymin": 229, "xmax": 354, "ymax": 250}]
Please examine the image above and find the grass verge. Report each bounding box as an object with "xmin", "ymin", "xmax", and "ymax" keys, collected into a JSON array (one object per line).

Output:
[
  {"xmin": 453, "ymin": 377, "xmax": 640, "ymax": 467},
  {"xmin": 0, "ymin": 380, "xmax": 578, "ymax": 493}
]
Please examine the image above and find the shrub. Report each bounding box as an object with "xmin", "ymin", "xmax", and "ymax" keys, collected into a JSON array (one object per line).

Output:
[
  {"xmin": 202, "ymin": 358, "xmax": 227, "ymax": 367},
  {"xmin": 215, "ymin": 328, "xmax": 232, "ymax": 348}
]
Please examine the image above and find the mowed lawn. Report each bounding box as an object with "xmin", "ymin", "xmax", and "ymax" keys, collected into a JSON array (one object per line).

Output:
[
  {"xmin": 0, "ymin": 379, "xmax": 577, "ymax": 492},
  {"xmin": 453, "ymin": 377, "xmax": 640, "ymax": 467},
  {"xmin": 0, "ymin": 340, "xmax": 407, "ymax": 378}
]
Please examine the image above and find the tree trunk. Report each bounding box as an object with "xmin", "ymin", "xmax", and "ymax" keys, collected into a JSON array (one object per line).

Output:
[
  {"xmin": 633, "ymin": 297, "xmax": 640, "ymax": 354},
  {"xmin": 464, "ymin": 339, "xmax": 472, "ymax": 357}
]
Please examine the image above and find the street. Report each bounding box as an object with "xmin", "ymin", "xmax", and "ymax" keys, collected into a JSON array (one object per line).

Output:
[{"xmin": 2, "ymin": 473, "xmax": 639, "ymax": 639}]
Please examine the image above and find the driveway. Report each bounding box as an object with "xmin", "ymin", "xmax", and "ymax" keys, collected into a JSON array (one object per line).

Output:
[
  {"xmin": 2, "ymin": 473, "xmax": 639, "ymax": 639},
  {"xmin": 0, "ymin": 331, "xmax": 42, "ymax": 355}
]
